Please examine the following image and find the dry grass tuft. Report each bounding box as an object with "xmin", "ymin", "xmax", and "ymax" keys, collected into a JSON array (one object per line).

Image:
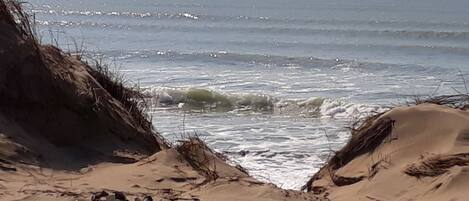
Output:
[
  {"xmin": 302, "ymin": 112, "xmax": 394, "ymax": 191},
  {"xmin": 175, "ymin": 136, "xmax": 223, "ymax": 181},
  {"xmin": 85, "ymin": 59, "xmax": 154, "ymax": 133},
  {"xmin": 0, "ymin": 0, "xmax": 37, "ymax": 41},
  {"xmin": 0, "ymin": 0, "xmax": 42, "ymax": 61},
  {"xmin": 329, "ymin": 114, "xmax": 395, "ymax": 170},
  {"xmin": 404, "ymin": 153, "xmax": 469, "ymax": 178}
]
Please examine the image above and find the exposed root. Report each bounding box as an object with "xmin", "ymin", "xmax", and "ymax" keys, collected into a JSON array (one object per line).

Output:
[
  {"xmin": 331, "ymin": 174, "xmax": 365, "ymax": 187},
  {"xmin": 404, "ymin": 153, "xmax": 469, "ymax": 178}
]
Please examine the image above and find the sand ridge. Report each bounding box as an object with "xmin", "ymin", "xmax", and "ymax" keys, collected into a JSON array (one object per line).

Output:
[{"xmin": 305, "ymin": 103, "xmax": 469, "ymax": 201}]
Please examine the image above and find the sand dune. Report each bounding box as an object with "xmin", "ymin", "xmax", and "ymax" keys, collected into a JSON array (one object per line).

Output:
[
  {"xmin": 305, "ymin": 103, "xmax": 469, "ymax": 200},
  {"xmin": 0, "ymin": 0, "xmax": 166, "ymax": 168}
]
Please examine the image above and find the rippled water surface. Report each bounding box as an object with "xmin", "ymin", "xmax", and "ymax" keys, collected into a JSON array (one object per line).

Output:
[{"xmin": 30, "ymin": 0, "xmax": 469, "ymax": 189}]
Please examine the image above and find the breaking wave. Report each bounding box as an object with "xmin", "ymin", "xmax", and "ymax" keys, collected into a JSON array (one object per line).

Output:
[{"xmin": 146, "ymin": 87, "xmax": 385, "ymax": 118}]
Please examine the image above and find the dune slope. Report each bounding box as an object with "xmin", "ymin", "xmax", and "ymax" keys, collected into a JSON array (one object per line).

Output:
[
  {"xmin": 0, "ymin": 0, "xmax": 168, "ymax": 170},
  {"xmin": 305, "ymin": 103, "xmax": 469, "ymax": 201}
]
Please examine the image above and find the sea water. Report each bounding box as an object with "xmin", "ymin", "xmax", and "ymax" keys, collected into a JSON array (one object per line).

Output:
[{"xmin": 30, "ymin": 0, "xmax": 469, "ymax": 189}]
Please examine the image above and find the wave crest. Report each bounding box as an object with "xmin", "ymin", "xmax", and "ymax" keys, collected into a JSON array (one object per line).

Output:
[{"xmin": 146, "ymin": 87, "xmax": 384, "ymax": 118}]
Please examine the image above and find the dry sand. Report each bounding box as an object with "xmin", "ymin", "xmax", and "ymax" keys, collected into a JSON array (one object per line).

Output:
[
  {"xmin": 306, "ymin": 103, "xmax": 469, "ymax": 201},
  {"xmin": 0, "ymin": 147, "xmax": 323, "ymax": 201}
]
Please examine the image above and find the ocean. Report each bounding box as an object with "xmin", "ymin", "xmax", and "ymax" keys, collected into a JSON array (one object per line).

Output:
[{"xmin": 29, "ymin": 0, "xmax": 469, "ymax": 189}]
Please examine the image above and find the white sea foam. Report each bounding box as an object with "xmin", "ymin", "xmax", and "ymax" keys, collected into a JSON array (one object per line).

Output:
[
  {"xmin": 181, "ymin": 13, "xmax": 199, "ymax": 20},
  {"xmin": 145, "ymin": 87, "xmax": 385, "ymax": 119}
]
